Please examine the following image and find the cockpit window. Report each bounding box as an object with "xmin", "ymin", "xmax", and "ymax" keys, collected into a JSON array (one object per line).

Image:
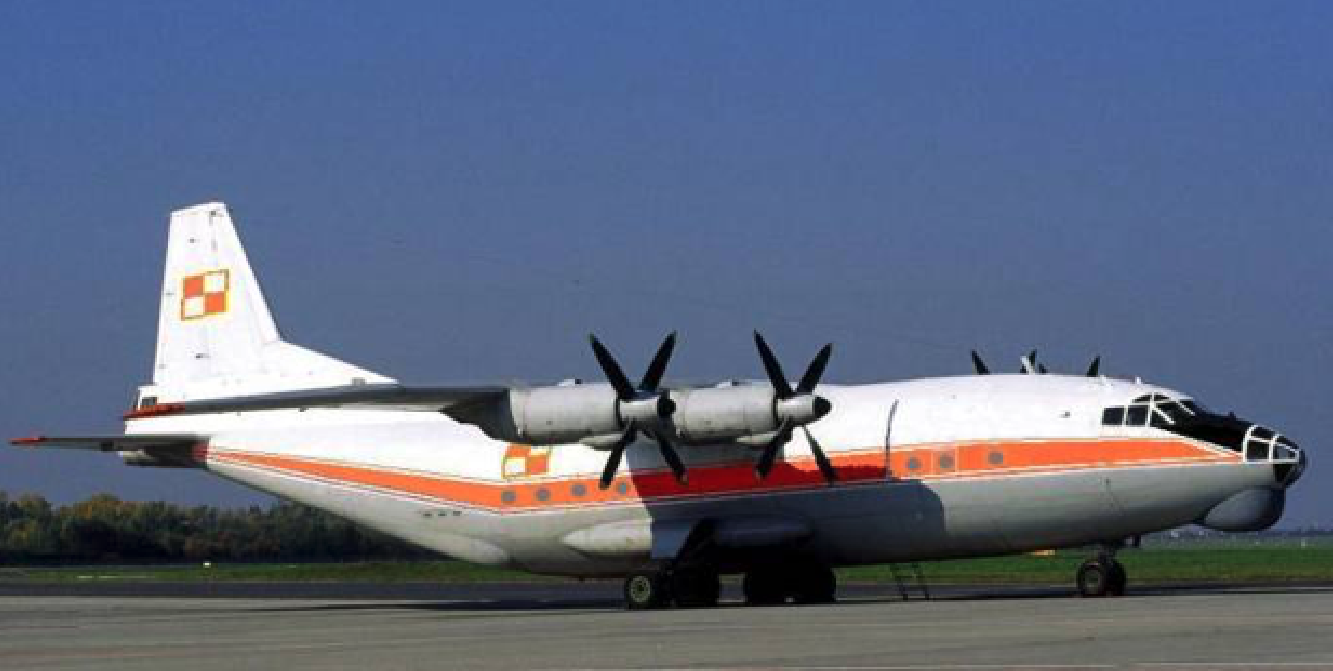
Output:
[
  {"xmin": 1104, "ymin": 393, "xmax": 1251, "ymax": 455},
  {"xmin": 1101, "ymin": 393, "xmax": 1198, "ymax": 429}
]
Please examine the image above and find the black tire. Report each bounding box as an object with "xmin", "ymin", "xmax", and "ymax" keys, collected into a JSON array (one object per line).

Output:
[
  {"xmin": 742, "ymin": 568, "xmax": 786, "ymax": 606},
  {"xmin": 624, "ymin": 571, "xmax": 671, "ymax": 610},
  {"xmin": 671, "ymin": 569, "xmax": 721, "ymax": 608},
  {"xmin": 1076, "ymin": 559, "xmax": 1110, "ymax": 598},
  {"xmin": 1106, "ymin": 561, "xmax": 1128, "ymax": 597},
  {"xmin": 792, "ymin": 565, "xmax": 837, "ymax": 604}
]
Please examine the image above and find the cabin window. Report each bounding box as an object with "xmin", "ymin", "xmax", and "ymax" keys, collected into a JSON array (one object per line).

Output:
[
  {"xmin": 1102, "ymin": 407, "xmax": 1125, "ymax": 426},
  {"xmin": 1125, "ymin": 405, "xmax": 1149, "ymax": 426}
]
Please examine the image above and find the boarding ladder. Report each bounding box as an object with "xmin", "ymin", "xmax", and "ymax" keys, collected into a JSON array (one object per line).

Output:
[{"xmin": 887, "ymin": 562, "xmax": 931, "ymax": 601}]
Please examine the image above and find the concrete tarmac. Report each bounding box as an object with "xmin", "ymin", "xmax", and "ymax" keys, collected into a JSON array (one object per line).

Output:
[{"xmin": 1, "ymin": 582, "xmax": 1330, "ymax": 670}]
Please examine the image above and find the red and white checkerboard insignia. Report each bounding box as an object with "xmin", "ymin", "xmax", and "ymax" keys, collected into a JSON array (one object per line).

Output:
[
  {"xmin": 180, "ymin": 269, "xmax": 230, "ymax": 321},
  {"xmin": 503, "ymin": 444, "xmax": 552, "ymax": 479}
]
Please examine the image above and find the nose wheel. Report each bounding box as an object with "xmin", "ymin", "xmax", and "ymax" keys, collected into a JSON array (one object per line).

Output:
[{"xmin": 1076, "ymin": 555, "xmax": 1127, "ymax": 597}]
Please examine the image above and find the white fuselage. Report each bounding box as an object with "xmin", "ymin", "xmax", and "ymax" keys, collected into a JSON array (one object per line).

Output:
[{"xmin": 128, "ymin": 374, "xmax": 1279, "ymax": 576}]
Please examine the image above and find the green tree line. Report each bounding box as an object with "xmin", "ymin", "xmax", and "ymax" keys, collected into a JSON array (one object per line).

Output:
[{"xmin": 0, "ymin": 492, "xmax": 432, "ymax": 563}]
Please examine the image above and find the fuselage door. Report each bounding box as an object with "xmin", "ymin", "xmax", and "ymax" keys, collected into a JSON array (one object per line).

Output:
[{"xmin": 884, "ymin": 399, "xmax": 899, "ymax": 480}]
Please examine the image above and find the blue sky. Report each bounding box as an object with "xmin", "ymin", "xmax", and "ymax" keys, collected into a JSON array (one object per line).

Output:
[{"xmin": 1, "ymin": 2, "xmax": 1329, "ymax": 527}]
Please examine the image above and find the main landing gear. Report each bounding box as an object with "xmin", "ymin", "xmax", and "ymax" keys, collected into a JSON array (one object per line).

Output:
[
  {"xmin": 742, "ymin": 563, "xmax": 836, "ymax": 605},
  {"xmin": 621, "ymin": 562, "xmax": 837, "ymax": 609},
  {"xmin": 1075, "ymin": 548, "xmax": 1127, "ymax": 598},
  {"xmin": 623, "ymin": 568, "xmax": 721, "ymax": 610}
]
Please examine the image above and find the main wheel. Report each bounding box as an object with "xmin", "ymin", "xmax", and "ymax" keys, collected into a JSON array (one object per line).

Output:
[
  {"xmin": 1106, "ymin": 560, "xmax": 1128, "ymax": 597},
  {"xmin": 742, "ymin": 568, "xmax": 786, "ymax": 606},
  {"xmin": 624, "ymin": 571, "xmax": 671, "ymax": 610},
  {"xmin": 671, "ymin": 569, "xmax": 721, "ymax": 608},
  {"xmin": 1076, "ymin": 559, "xmax": 1111, "ymax": 598},
  {"xmin": 792, "ymin": 564, "xmax": 837, "ymax": 604}
]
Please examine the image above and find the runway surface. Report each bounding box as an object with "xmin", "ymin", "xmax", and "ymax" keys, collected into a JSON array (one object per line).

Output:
[{"xmin": 1, "ymin": 582, "xmax": 1330, "ymax": 670}]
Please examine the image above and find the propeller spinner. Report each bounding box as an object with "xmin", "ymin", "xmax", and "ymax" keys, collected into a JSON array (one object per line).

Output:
[{"xmin": 752, "ymin": 331, "xmax": 837, "ymax": 484}]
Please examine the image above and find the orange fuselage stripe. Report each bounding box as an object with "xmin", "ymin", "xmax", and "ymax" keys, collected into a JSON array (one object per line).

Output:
[{"xmin": 205, "ymin": 438, "xmax": 1238, "ymax": 513}]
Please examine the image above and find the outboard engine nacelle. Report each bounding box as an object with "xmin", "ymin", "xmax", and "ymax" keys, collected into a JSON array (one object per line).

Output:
[
  {"xmin": 481, "ymin": 384, "xmax": 674, "ymax": 447},
  {"xmin": 507, "ymin": 384, "xmax": 624, "ymax": 445}
]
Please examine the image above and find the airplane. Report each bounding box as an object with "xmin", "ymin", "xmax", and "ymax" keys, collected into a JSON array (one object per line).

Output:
[{"xmin": 12, "ymin": 202, "xmax": 1307, "ymax": 609}]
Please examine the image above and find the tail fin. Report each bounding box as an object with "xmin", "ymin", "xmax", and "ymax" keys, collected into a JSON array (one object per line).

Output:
[{"xmin": 141, "ymin": 202, "xmax": 393, "ymax": 404}]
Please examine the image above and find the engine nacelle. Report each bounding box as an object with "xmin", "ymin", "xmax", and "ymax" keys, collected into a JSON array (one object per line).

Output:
[
  {"xmin": 462, "ymin": 383, "xmax": 672, "ymax": 447},
  {"xmin": 669, "ymin": 385, "xmax": 779, "ymax": 444},
  {"xmin": 508, "ymin": 384, "xmax": 622, "ymax": 444}
]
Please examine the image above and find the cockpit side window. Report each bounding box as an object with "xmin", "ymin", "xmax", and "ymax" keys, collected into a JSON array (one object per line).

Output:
[{"xmin": 1101, "ymin": 393, "xmax": 1200, "ymax": 429}]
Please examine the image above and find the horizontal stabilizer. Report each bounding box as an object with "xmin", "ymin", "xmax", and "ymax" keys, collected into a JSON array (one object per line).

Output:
[{"xmin": 11, "ymin": 434, "xmax": 202, "ymax": 451}]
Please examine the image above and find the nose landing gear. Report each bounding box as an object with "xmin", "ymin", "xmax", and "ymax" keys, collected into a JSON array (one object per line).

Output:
[{"xmin": 1076, "ymin": 547, "xmax": 1127, "ymax": 597}]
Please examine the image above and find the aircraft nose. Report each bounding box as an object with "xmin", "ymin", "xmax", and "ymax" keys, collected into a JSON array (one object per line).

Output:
[
  {"xmin": 1268, "ymin": 433, "xmax": 1304, "ymax": 488},
  {"xmin": 1282, "ymin": 446, "xmax": 1307, "ymax": 487}
]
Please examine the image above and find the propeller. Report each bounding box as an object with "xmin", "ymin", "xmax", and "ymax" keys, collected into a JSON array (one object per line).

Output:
[
  {"xmin": 970, "ymin": 350, "xmax": 990, "ymax": 375},
  {"xmin": 1020, "ymin": 350, "xmax": 1039, "ymax": 374},
  {"xmin": 974, "ymin": 349, "xmax": 1101, "ymax": 377},
  {"xmin": 1086, "ymin": 356, "xmax": 1101, "ymax": 377},
  {"xmin": 752, "ymin": 331, "xmax": 837, "ymax": 484},
  {"xmin": 589, "ymin": 332, "xmax": 687, "ymax": 489}
]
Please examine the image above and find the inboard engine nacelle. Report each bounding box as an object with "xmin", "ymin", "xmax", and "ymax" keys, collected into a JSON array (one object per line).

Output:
[{"xmin": 670, "ymin": 384, "xmax": 827, "ymax": 445}]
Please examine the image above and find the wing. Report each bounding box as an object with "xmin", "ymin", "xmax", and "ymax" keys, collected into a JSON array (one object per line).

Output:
[{"xmin": 125, "ymin": 384, "xmax": 509, "ymax": 419}]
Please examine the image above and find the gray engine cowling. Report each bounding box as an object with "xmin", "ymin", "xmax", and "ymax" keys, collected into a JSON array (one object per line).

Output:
[
  {"xmin": 669, "ymin": 385, "xmax": 779, "ymax": 444},
  {"xmin": 458, "ymin": 384, "xmax": 622, "ymax": 445},
  {"xmin": 464, "ymin": 384, "xmax": 672, "ymax": 447}
]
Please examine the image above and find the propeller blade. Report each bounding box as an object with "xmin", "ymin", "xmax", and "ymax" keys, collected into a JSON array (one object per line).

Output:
[
  {"xmin": 649, "ymin": 429, "xmax": 688, "ymax": 484},
  {"xmin": 796, "ymin": 343, "xmax": 834, "ymax": 395},
  {"xmin": 598, "ymin": 422, "xmax": 637, "ymax": 490},
  {"xmin": 1086, "ymin": 356, "xmax": 1101, "ymax": 377},
  {"xmin": 970, "ymin": 350, "xmax": 990, "ymax": 375},
  {"xmin": 1021, "ymin": 350, "xmax": 1038, "ymax": 374},
  {"xmin": 753, "ymin": 331, "xmax": 794, "ymax": 399},
  {"xmin": 802, "ymin": 425, "xmax": 837, "ymax": 484},
  {"xmin": 754, "ymin": 420, "xmax": 792, "ymax": 480},
  {"xmin": 589, "ymin": 334, "xmax": 636, "ymax": 400},
  {"xmin": 638, "ymin": 331, "xmax": 677, "ymax": 391},
  {"xmin": 599, "ymin": 444, "xmax": 627, "ymax": 490}
]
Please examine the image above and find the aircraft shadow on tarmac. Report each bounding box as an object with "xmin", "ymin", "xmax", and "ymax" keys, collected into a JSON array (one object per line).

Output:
[{"xmin": 231, "ymin": 582, "xmax": 1333, "ymax": 615}]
